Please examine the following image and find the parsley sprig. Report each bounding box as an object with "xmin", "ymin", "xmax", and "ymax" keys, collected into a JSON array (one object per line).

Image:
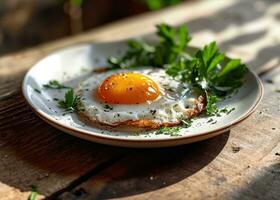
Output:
[
  {"xmin": 108, "ymin": 23, "xmax": 191, "ymax": 69},
  {"xmin": 167, "ymin": 42, "xmax": 248, "ymax": 96},
  {"xmin": 58, "ymin": 89, "xmax": 79, "ymax": 112},
  {"xmin": 166, "ymin": 42, "xmax": 247, "ymax": 115}
]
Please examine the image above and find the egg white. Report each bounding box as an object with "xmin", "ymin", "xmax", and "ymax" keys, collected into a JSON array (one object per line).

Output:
[{"xmin": 76, "ymin": 68, "xmax": 202, "ymax": 126}]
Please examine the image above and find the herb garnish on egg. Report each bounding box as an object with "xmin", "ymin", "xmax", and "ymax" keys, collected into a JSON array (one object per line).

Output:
[
  {"xmin": 58, "ymin": 89, "xmax": 80, "ymax": 112},
  {"xmin": 108, "ymin": 24, "xmax": 191, "ymax": 69},
  {"xmin": 107, "ymin": 23, "xmax": 248, "ymax": 116},
  {"xmin": 104, "ymin": 104, "xmax": 114, "ymax": 110}
]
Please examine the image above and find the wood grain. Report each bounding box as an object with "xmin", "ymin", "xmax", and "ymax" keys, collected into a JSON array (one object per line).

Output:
[
  {"xmin": 0, "ymin": 90, "xmax": 127, "ymax": 199},
  {"xmin": 0, "ymin": 0, "xmax": 280, "ymax": 199},
  {"xmin": 55, "ymin": 83, "xmax": 280, "ymax": 200}
]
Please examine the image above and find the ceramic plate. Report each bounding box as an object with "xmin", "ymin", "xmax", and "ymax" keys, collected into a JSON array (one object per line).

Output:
[{"xmin": 22, "ymin": 41, "xmax": 263, "ymax": 148}]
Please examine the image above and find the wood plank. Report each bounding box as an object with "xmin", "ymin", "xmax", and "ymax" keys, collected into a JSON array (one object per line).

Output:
[
  {"xmin": 0, "ymin": 62, "xmax": 126, "ymax": 199},
  {"xmin": 0, "ymin": 90, "xmax": 127, "ymax": 199}
]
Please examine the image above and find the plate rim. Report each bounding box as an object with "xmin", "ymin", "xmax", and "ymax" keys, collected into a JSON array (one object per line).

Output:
[{"xmin": 22, "ymin": 42, "xmax": 264, "ymax": 143}]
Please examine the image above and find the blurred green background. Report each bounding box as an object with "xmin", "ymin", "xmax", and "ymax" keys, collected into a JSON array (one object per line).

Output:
[{"xmin": 0, "ymin": 0, "xmax": 188, "ymax": 55}]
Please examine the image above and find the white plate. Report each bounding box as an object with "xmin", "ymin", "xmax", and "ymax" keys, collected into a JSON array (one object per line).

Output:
[{"xmin": 22, "ymin": 41, "xmax": 263, "ymax": 148}]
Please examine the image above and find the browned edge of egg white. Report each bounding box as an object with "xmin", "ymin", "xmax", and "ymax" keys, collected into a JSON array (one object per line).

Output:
[
  {"xmin": 77, "ymin": 93, "xmax": 207, "ymax": 129},
  {"xmin": 83, "ymin": 66, "xmax": 207, "ymax": 129}
]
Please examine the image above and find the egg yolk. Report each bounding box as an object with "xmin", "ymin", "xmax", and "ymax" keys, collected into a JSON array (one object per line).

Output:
[{"xmin": 96, "ymin": 72, "xmax": 160, "ymax": 104}]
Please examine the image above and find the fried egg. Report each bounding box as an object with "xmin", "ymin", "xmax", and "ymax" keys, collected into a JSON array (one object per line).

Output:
[{"xmin": 76, "ymin": 68, "xmax": 205, "ymax": 129}]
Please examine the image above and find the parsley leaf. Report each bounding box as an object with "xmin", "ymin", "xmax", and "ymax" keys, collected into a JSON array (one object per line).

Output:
[
  {"xmin": 108, "ymin": 23, "xmax": 191, "ymax": 69},
  {"xmin": 58, "ymin": 89, "xmax": 79, "ymax": 112},
  {"xmin": 205, "ymin": 95, "xmax": 219, "ymax": 116},
  {"xmin": 187, "ymin": 42, "xmax": 247, "ymax": 96},
  {"xmin": 108, "ymin": 40, "xmax": 154, "ymax": 69},
  {"xmin": 153, "ymin": 23, "xmax": 191, "ymax": 66},
  {"xmin": 28, "ymin": 185, "xmax": 37, "ymax": 200},
  {"xmin": 43, "ymin": 80, "xmax": 71, "ymax": 89},
  {"xmin": 166, "ymin": 41, "xmax": 247, "ymax": 116}
]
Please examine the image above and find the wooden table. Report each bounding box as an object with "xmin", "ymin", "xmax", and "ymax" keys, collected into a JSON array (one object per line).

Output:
[{"xmin": 1, "ymin": 0, "xmax": 280, "ymax": 199}]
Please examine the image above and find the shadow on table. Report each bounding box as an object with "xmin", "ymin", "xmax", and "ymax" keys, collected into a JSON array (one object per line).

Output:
[
  {"xmin": 231, "ymin": 162, "xmax": 280, "ymax": 199},
  {"xmin": 64, "ymin": 132, "xmax": 229, "ymax": 199},
  {"xmin": 247, "ymin": 44, "xmax": 280, "ymax": 73}
]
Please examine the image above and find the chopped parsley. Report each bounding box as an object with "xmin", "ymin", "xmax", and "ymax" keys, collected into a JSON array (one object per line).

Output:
[
  {"xmin": 28, "ymin": 185, "xmax": 37, "ymax": 200},
  {"xmin": 205, "ymin": 98, "xmax": 235, "ymax": 117},
  {"xmin": 211, "ymin": 120, "xmax": 217, "ymax": 124},
  {"xmin": 34, "ymin": 88, "xmax": 41, "ymax": 94},
  {"xmin": 220, "ymin": 107, "xmax": 235, "ymax": 115},
  {"xmin": 58, "ymin": 89, "xmax": 79, "ymax": 112},
  {"xmin": 205, "ymin": 95, "xmax": 219, "ymax": 116},
  {"xmin": 149, "ymin": 109, "xmax": 157, "ymax": 115},
  {"xmin": 181, "ymin": 119, "xmax": 193, "ymax": 128},
  {"xmin": 104, "ymin": 104, "xmax": 113, "ymax": 110},
  {"xmin": 155, "ymin": 126, "xmax": 182, "ymax": 136},
  {"xmin": 43, "ymin": 80, "xmax": 71, "ymax": 89}
]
